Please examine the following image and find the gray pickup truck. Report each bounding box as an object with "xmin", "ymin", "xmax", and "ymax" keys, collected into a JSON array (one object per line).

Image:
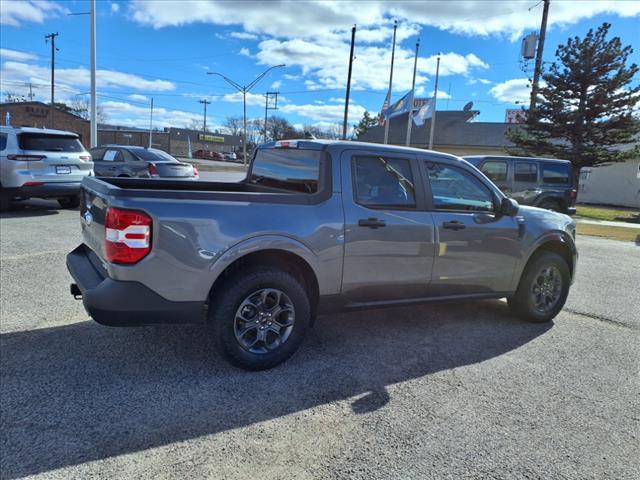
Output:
[{"xmin": 67, "ymin": 140, "xmax": 577, "ymax": 370}]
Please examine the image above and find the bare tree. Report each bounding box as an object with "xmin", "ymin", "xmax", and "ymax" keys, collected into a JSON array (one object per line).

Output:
[
  {"xmin": 187, "ymin": 119, "xmax": 206, "ymax": 132},
  {"xmin": 303, "ymin": 123, "xmax": 342, "ymax": 139},
  {"xmin": 67, "ymin": 99, "xmax": 107, "ymax": 123},
  {"xmin": 3, "ymin": 92, "xmax": 28, "ymax": 103},
  {"xmin": 223, "ymin": 116, "xmax": 243, "ymax": 136}
]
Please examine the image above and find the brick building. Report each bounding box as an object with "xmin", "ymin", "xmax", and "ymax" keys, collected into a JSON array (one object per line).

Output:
[{"xmin": 0, "ymin": 101, "xmax": 90, "ymax": 143}]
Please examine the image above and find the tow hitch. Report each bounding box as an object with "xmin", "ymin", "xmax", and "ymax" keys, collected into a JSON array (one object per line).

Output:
[{"xmin": 70, "ymin": 283, "xmax": 82, "ymax": 300}]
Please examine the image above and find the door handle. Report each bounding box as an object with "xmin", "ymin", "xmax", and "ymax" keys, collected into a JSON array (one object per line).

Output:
[
  {"xmin": 442, "ymin": 220, "xmax": 466, "ymax": 230},
  {"xmin": 358, "ymin": 217, "xmax": 386, "ymax": 228}
]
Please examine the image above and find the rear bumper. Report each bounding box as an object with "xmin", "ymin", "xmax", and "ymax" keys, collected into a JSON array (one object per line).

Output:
[
  {"xmin": 567, "ymin": 206, "xmax": 576, "ymax": 215},
  {"xmin": 5, "ymin": 182, "xmax": 81, "ymax": 199},
  {"xmin": 66, "ymin": 244, "xmax": 205, "ymax": 326}
]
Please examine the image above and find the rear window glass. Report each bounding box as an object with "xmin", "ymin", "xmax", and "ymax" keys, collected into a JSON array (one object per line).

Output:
[
  {"xmin": 130, "ymin": 148, "xmax": 178, "ymax": 163},
  {"xmin": 514, "ymin": 162, "xmax": 538, "ymax": 182},
  {"xmin": 250, "ymin": 148, "xmax": 321, "ymax": 193},
  {"xmin": 542, "ymin": 162, "xmax": 570, "ymax": 184},
  {"xmin": 18, "ymin": 133, "xmax": 84, "ymax": 152},
  {"xmin": 0, "ymin": 133, "xmax": 7, "ymax": 151}
]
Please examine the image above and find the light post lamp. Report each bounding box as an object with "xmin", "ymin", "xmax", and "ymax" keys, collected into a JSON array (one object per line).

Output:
[{"xmin": 207, "ymin": 64, "xmax": 285, "ymax": 165}]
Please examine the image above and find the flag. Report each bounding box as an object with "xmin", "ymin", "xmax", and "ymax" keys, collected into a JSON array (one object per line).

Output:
[
  {"xmin": 413, "ymin": 98, "xmax": 434, "ymax": 126},
  {"xmin": 384, "ymin": 90, "xmax": 414, "ymax": 120}
]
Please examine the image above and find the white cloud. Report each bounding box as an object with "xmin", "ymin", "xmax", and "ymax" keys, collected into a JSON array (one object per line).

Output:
[
  {"xmin": 0, "ymin": 48, "xmax": 37, "ymax": 62},
  {"xmin": 221, "ymin": 91, "xmax": 268, "ymax": 107},
  {"xmin": 100, "ymin": 100, "xmax": 202, "ymax": 129},
  {"xmin": 478, "ymin": 78, "xmax": 492, "ymax": 85},
  {"xmin": 239, "ymin": 47, "xmax": 251, "ymax": 57},
  {"xmin": 1, "ymin": 61, "xmax": 176, "ymax": 91},
  {"xmin": 280, "ymin": 101, "xmax": 366, "ymax": 123},
  {"xmin": 128, "ymin": 1, "xmax": 640, "ymax": 41},
  {"xmin": 230, "ymin": 31, "xmax": 258, "ymax": 40},
  {"xmin": 270, "ymin": 80, "xmax": 282, "ymax": 89},
  {"xmin": 0, "ymin": 0, "xmax": 68, "ymax": 27},
  {"xmin": 111, "ymin": 2, "xmax": 120, "ymax": 13},
  {"xmin": 127, "ymin": 94, "xmax": 149, "ymax": 102},
  {"xmin": 489, "ymin": 78, "xmax": 530, "ymax": 104}
]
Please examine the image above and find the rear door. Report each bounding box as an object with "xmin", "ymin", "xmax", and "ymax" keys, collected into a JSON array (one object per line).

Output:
[
  {"xmin": 93, "ymin": 148, "xmax": 123, "ymax": 177},
  {"xmin": 511, "ymin": 160, "xmax": 539, "ymax": 205},
  {"xmin": 478, "ymin": 158, "xmax": 512, "ymax": 194},
  {"xmin": 341, "ymin": 150, "xmax": 436, "ymax": 302},
  {"xmin": 17, "ymin": 132, "xmax": 92, "ymax": 183},
  {"xmin": 422, "ymin": 160, "xmax": 520, "ymax": 295}
]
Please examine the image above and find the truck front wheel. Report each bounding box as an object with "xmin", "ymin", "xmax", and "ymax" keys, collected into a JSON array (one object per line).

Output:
[
  {"xmin": 508, "ymin": 252, "xmax": 570, "ymax": 323},
  {"xmin": 207, "ymin": 267, "xmax": 311, "ymax": 370}
]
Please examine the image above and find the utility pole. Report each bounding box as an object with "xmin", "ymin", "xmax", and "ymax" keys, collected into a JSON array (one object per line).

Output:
[
  {"xmin": 28, "ymin": 83, "xmax": 34, "ymax": 101},
  {"xmin": 428, "ymin": 55, "xmax": 441, "ymax": 150},
  {"xmin": 342, "ymin": 25, "xmax": 356, "ymax": 140},
  {"xmin": 199, "ymin": 99, "xmax": 211, "ymax": 132},
  {"xmin": 530, "ymin": 0, "xmax": 550, "ymax": 111},
  {"xmin": 207, "ymin": 64, "xmax": 285, "ymax": 165},
  {"xmin": 383, "ymin": 20, "xmax": 398, "ymax": 144},
  {"xmin": 405, "ymin": 39, "xmax": 420, "ymax": 147},
  {"xmin": 44, "ymin": 32, "xmax": 59, "ymax": 128},
  {"xmin": 149, "ymin": 97, "xmax": 154, "ymax": 148},
  {"xmin": 263, "ymin": 91, "xmax": 279, "ymax": 143},
  {"xmin": 90, "ymin": 0, "xmax": 97, "ymax": 147}
]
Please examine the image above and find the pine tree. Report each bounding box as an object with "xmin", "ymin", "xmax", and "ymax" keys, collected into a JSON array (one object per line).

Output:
[
  {"xmin": 507, "ymin": 23, "xmax": 640, "ymax": 184},
  {"xmin": 354, "ymin": 111, "xmax": 380, "ymax": 139}
]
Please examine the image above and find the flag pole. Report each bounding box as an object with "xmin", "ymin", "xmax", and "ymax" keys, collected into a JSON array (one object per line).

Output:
[
  {"xmin": 428, "ymin": 54, "xmax": 440, "ymax": 150},
  {"xmin": 383, "ymin": 20, "xmax": 397, "ymax": 145},
  {"xmin": 405, "ymin": 39, "xmax": 420, "ymax": 146}
]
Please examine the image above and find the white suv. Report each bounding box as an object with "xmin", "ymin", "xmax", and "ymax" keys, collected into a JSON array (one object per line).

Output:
[{"xmin": 0, "ymin": 126, "xmax": 94, "ymax": 211}]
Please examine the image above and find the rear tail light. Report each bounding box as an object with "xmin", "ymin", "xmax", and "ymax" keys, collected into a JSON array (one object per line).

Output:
[
  {"xmin": 193, "ymin": 166, "xmax": 199, "ymax": 178},
  {"xmin": 104, "ymin": 207, "xmax": 152, "ymax": 264},
  {"xmin": 79, "ymin": 155, "xmax": 92, "ymax": 161},
  {"xmin": 7, "ymin": 154, "xmax": 46, "ymax": 161},
  {"xmin": 22, "ymin": 181, "xmax": 44, "ymax": 187},
  {"xmin": 569, "ymin": 189, "xmax": 577, "ymax": 199},
  {"xmin": 148, "ymin": 163, "xmax": 159, "ymax": 178}
]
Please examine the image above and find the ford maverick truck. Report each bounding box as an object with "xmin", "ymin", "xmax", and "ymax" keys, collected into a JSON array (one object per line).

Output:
[{"xmin": 67, "ymin": 140, "xmax": 577, "ymax": 370}]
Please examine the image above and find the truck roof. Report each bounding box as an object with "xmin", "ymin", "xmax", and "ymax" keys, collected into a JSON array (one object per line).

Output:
[
  {"xmin": 463, "ymin": 154, "xmax": 571, "ymax": 164},
  {"xmin": 260, "ymin": 138, "xmax": 464, "ymax": 163}
]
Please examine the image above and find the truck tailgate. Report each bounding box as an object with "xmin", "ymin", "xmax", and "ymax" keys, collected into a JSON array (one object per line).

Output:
[{"xmin": 80, "ymin": 181, "xmax": 110, "ymax": 261}]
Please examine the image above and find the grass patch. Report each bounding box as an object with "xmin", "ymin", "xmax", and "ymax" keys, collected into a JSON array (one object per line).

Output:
[
  {"xmin": 576, "ymin": 223, "xmax": 639, "ymax": 242},
  {"xmin": 576, "ymin": 204, "xmax": 640, "ymax": 223}
]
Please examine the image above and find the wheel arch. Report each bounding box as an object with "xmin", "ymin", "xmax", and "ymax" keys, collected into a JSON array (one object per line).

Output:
[
  {"xmin": 524, "ymin": 232, "xmax": 576, "ymax": 281},
  {"xmin": 207, "ymin": 238, "xmax": 321, "ymax": 323}
]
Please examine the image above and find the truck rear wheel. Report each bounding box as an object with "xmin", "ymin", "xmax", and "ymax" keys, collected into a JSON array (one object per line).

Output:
[
  {"xmin": 508, "ymin": 252, "xmax": 570, "ymax": 323},
  {"xmin": 207, "ymin": 267, "xmax": 311, "ymax": 370}
]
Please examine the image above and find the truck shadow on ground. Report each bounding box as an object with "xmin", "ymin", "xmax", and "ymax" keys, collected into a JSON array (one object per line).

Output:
[
  {"xmin": 1, "ymin": 300, "xmax": 551, "ymax": 479},
  {"xmin": 0, "ymin": 200, "xmax": 63, "ymax": 218}
]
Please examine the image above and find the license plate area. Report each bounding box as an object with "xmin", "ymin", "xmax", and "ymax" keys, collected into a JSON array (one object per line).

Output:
[{"xmin": 56, "ymin": 166, "xmax": 71, "ymax": 174}]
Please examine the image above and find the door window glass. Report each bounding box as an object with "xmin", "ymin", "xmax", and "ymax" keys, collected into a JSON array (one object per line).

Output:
[
  {"xmin": 514, "ymin": 162, "xmax": 538, "ymax": 182},
  {"xmin": 353, "ymin": 156, "xmax": 416, "ymax": 208},
  {"xmin": 103, "ymin": 150, "xmax": 121, "ymax": 162},
  {"xmin": 480, "ymin": 161, "xmax": 507, "ymax": 182},
  {"xmin": 90, "ymin": 148, "xmax": 106, "ymax": 160},
  {"xmin": 426, "ymin": 162, "xmax": 495, "ymax": 212},
  {"xmin": 0, "ymin": 133, "xmax": 7, "ymax": 151},
  {"xmin": 542, "ymin": 162, "xmax": 570, "ymax": 184}
]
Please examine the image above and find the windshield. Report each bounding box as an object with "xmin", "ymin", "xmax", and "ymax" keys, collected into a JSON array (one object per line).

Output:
[
  {"xmin": 130, "ymin": 148, "xmax": 179, "ymax": 163},
  {"xmin": 18, "ymin": 133, "xmax": 84, "ymax": 152},
  {"xmin": 250, "ymin": 148, "xmax": 321, "ymax": 193}
]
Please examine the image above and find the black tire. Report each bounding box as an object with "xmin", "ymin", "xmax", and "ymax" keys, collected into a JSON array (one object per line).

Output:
[
  {"xmin": 508, "ymin": 251, "xmax": 570, "ymax": 323},
  {"xmin": 207, "ymin": 267, "xmax": 311, "ymax": 370},
  {"xmin": 538, "ymin": 199, "xmax": 563, "ymax": 213},
  {"xmin": 58, "ymin": 195, "xmax": 80, "ymax": 209},
  {"xmin": 0, "ymin": 193, "xmax": 10, "ymax": 212}
]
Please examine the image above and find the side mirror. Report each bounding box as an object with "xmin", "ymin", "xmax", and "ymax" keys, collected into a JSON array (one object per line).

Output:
[{"xmin": 500, "ymin": 197, "xmax": 519, "ymax": 216}]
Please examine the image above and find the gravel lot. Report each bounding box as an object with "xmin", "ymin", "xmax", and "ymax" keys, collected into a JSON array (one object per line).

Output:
[{"xmin": 1, "ymin": 198, "xmax": 638, "ymax": 480}]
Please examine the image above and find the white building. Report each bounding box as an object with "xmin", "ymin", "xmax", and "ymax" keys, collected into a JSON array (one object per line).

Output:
[{"xmin": 579, "ymin": 158, "xmax": 640, "ymax": 208}]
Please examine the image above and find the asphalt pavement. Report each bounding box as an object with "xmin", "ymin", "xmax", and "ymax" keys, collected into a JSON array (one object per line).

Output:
[{"xmin": 1, "ymin": 200, "xmax": 638, "ymax": 480}]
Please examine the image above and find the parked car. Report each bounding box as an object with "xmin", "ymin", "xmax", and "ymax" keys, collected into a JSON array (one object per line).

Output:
[
  {"xmin": 0, "ymin": 126, "xmax": 93, "ymax": 210},
  {"xmin": 194, "ymin": 149, "xmax": 223, "ymax": 161},
  {"xmin": 222, "ymin": 151, "xmax": 237, "ymax": 161},
  {"xmin": 67, "ymin": 140, "xmax": 577, "ymax": 370},
  {"xmin": 464, "ymin": 155, "xmax": 577, "ymax": 214},
  {"xmin": 90, "ymin": 145, "xmax": 198, "ymax": 180}
]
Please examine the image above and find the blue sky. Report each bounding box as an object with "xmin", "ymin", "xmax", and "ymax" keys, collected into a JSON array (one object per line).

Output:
[{"xmin": 1, "ymin": 0, "xmax": 639, "ymax": 133}]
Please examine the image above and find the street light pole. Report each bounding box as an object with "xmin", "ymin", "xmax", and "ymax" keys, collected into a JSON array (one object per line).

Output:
[
  {"xmin": 90, "ymin": 0, "xmax": 97, "ymax": 147},
  {"xmin": 207, "ymin": 64, "xmax": 285, "ymax": 166}
]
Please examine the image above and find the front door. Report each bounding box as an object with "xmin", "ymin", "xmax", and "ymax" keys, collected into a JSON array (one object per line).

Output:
[
  {"xmin": 341, "ymin": 151, "xmax": 436, "ymax": 303},
  {"xmin": 423, "ymin": 160, "xmax": 520, "ymax": 296}
]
